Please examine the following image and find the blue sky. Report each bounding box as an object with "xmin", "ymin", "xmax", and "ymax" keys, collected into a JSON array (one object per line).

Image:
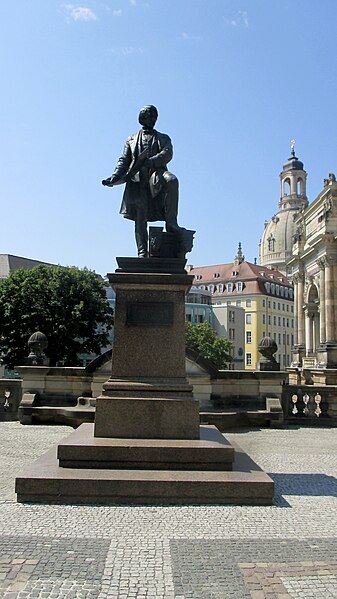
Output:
[{"xmin": 1, "ymin": 0, "xmax": 337, "ymax": 274}]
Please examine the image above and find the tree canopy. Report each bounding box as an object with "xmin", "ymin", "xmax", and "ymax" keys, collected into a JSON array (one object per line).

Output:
[
  {"xmin": 185, "ymin": 321, "xmax": 232, "ymax": 370},
  {"xmin": 0, "ymin": 265, "xmax": 114, "ymax": 369}
]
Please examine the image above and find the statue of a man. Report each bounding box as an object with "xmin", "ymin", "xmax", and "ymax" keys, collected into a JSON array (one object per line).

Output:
[{"xmin": 102, "ymin": 105, "xmax": 180, "ymax": 258}]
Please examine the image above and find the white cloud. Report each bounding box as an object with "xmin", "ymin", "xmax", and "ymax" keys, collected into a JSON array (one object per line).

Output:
[
  {"xmin": 181, "ymin": 32, "xmax": 202, "ymax": 42},
  {"xmin": 112, "ymin": 9, "xmax": 122, "ymax": 16},
  {"xmin": 63, "ymin": 4, "xmax": 98, "ymax": 22},
  {"xmin": 224, "ymin": 10, "xmax": 249, "ymax": 28},
  {"xmin": 111, "ymin": 46, "xmax": 144, "ymax": 56}
]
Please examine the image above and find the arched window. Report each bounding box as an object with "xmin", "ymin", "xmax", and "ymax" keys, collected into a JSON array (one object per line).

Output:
[
  {"xmin": 283, "ymin": 178, "xmax": 291, "ymax": 195},
  {"xmin": 297, "ymin": 178, "xmax": 303, "ymax": 196},
  {"xmin": 268, "ymin": 236, "xmax": 275, "ymax": 252}
]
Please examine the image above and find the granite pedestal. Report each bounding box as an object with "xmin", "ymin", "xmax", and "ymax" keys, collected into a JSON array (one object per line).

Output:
[{"xmin": 16, "ymin": 258, "xmax": 274, "ymax": 505}]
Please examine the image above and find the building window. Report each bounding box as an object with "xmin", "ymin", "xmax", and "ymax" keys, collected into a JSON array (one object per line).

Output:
[
  {"xmin": 214, "ymin": 272, "xmax": 220, "ymax": 278},
  {"xmin": 265, "ymin": 282, "xmax": 270, "ymax": 293},
  {"xmin": 287, "ymin": 334, "xmax": 289, "ymax": 345},
  {"xmin": 263, "ymin": 314, "xmax": 266, "ymax": 324},
  {"xmin": 236, "ymin": 300, "xmax": 241, "ymax": 307},
  {"xmin": 229, "ymin": 328, "xmax": 235, "ymax": 340},
  {"xmin": 268, "ymin": 315, "xmax": 271, "ymax": 325},
  {"xmin": 227, "ymin": 283, "xmax": 233, "ymax": 292},
  {"xmin": 278, "ymin": 317, "xmax": 281, "ymax": 326},
  {"xmin": 278, "ymin": 333, "xmax": 281, "ymax": 344},
  {"xmin": 208, "ymin": 285, "xmax": 214, "ymax": 293},
  {"xmin": 273, "ymin": 302, "xmax": 276, "ymax": 309},
  {"xmin": 267, "ymin": 236, "xmax": 275, "ymax": 252},
  {"xmin": 237, "ymin": 282, "xmax": 243, "ymax": 291},
  {"xmin": 286, "ymin": 318, "xmax": 289, "ymax": 327},
  {"xmin": 229, "ymin": 310, "xmax": 235, "ymax": 323},
  {"xmin": 246, "ymin": 353, "xmax": 252, "ymax": 366},
  {"xmin": 263, "ymin": 299, "xmax": 266, "ymax": 307},
  {"xmin": 195, "ymin": 274, "xmax": 202, "ymax": 281},
  {"xmin": 198, "ymin": 315, "xmax": 204, "ymax": 323},
  {"xmin": 218, "ymin": 284, "xmax": 223, "ymax": 293},
  {"xmin": 246, "ymin": 299, "xmax": 252, "ymax": 307},
  {"xmin": 276, "ymin": 285, "xmax": 280, "ymax": 295},
  {"xmin": 282, "ymin": 303, "xmax": 285, "ymax": 311},
  {"xmin": 268, "ymin": 301, "xmax": 271, "ymax": 308},
  {"xmin": 186, "ymin": 314, "xmax": 192, "ymax": 322},
  {"xmin": 291, "ymin": 306, "xmax": 294, "ymax": 313},
  {"xmin": 232, "ymin": 270, "xmax": 239, "ymax": 276},
  {"xmin": 246, "ymin": 313, "xmax": 252, "ymax": 324},
  {"xmin": 283, "ymin": 318, "xmax": 285, "ymax": 327},
  {"xmin": 278, "ymin": 303, "xmax": 281, "ymax": 310},
  {"xmin": 227, "ymin": 300, "xmax": 232, "ymax": 305},
  {"xmin": 274, "ymin": 316, "xmax": 276, "ymax": 325},
  {"xmin": 246, "ymin": 331, "xmax": 252, "ymax": 343},
  {"xmin": 286, "ymin": 304, "xmax": 289, "ymax": 311}
]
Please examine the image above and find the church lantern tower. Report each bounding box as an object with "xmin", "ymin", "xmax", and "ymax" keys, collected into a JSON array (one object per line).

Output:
[{"xmin": 260, "ymin": 142, "xmax": 309, "ymax": 275}]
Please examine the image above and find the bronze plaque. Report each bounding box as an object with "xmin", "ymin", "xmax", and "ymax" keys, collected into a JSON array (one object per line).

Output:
[{"xmin": 126, "ymin": 302, "xmax": 174, "ymax": 326}]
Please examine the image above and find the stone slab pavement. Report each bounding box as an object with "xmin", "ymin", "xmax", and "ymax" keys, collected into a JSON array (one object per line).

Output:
[{"xmin": 0, "ymin": 422, "xmax": 337, "ymax": 598}]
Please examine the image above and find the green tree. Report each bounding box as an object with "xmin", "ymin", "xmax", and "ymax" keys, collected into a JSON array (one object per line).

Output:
[
  {"xmin": 185, "ymin": 321, "xmax": 232, "ymax": 370},
  {"xmin": 0, "ymin": 265, "xmax": 114, "ymax": 369}
]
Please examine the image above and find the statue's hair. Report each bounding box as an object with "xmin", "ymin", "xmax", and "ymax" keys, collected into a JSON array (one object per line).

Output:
[{"xmin": 139, "ymin": 105, "xmax": 158, "ymax": 118}]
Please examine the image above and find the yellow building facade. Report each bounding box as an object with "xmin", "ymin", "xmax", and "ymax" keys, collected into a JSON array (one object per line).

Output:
[{"xmin": 189, "ymin": 245, "xmax": 294, "ymax": 370}]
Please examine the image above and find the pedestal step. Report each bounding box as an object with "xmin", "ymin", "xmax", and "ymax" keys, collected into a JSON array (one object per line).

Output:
[
  {"xmin": 15, "ymin": 427, "xmax": 274, "ymax": 505},
  {"xmin": 57, "ymin": 424, "xmax": 234, "ymax": 470}
]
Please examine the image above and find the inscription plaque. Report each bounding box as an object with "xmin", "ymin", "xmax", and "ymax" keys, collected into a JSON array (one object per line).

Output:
[{"xmin": 126, "ymin": 302, "xmax": 174, "ymax": 326}]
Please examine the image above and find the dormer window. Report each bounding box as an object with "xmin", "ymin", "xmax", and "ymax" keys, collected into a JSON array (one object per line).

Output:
[
  {"xmin": 213, "ymin": 272, "xmax": 220, "ymax": 278},
  {"xmin": 227, "ymin": 283, "xmax": 233, "ymax": 292},
  {"xmin": 195, "ymin": 274, "xmax": 202, "ymax": 281},
  {"xmin": 232, "ymin": 271, "xmax": 239, "ymax": 277},
  {"xmin": 237, "ymin": 282, "xmax": 243, "ymax": 292}
]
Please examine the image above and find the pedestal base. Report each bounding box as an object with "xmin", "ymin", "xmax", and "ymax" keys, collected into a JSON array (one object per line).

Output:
[{"xmin": 15, "ymin": 424, "xmax": 274, "ymax": 506}]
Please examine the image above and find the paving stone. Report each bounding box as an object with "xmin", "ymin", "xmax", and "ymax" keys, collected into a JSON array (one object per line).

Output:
[{"xmin": 1, "ymin": 423, "xmax": 337, "ymax": 597}]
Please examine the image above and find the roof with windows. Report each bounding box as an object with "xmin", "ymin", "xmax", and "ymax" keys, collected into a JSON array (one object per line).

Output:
[{"xmin": 188, "ymin": 257, "xmax": 293, "ymax": 299}]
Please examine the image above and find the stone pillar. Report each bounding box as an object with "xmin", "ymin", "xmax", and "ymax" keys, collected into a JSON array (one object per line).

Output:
[
  {"xmin": 297, "ymin": 272, "xmax": 305, "ymax": 347},
  {"xmin": 305, "ymin": 309, "xmax": 313, "ymax": 355},
  {"xmin": 293, "ymin": 277, "xmax": 298, "ymax": 345},
  {"xmin": 325, "ymin": 257, "xmax": 335, "ymax": 342},
  {"xmin": 318, "ymin": 259, "xmax": 326, "ymax": 344},
  {"xmin": 313, "ymin": 313, "xmax": 317, "ymax": 353}
]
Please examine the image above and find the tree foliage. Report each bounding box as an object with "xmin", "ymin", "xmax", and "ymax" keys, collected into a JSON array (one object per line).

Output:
[
  {"xmin": 0, "ymin": 265, "xmax": 114, "ymax": 368},
  {"xmin": 185, "ymin": 321, "xmax": 232, "ymax": 370}
]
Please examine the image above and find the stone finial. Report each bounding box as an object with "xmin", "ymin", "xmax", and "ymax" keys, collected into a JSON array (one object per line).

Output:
[
  {"xmin": 25, "ymin": 331, "xmax": 50, "ymax": 366},
  {"xmin": 257, "ymin": 336, "xmax": 280, "ymax": 371}
]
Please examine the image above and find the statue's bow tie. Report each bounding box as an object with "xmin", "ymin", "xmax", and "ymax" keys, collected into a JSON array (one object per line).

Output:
[{"xmin": 142, "ymin": 129, "xmax": 154, "ymax": 135}]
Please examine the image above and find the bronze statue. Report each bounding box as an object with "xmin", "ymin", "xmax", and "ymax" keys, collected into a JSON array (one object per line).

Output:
[{"xmin": 102, "ymin": 105, "xmax": 181, "ymax": 258}]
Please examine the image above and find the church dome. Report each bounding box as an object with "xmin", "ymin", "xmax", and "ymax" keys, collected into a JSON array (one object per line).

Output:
[
  {"xmin": 282, "ymin": 152, "xmax": 304, "ymax": 172},
  {"xmin": 259, "ymin": 144, "xmax": 308, "ymax": 274},
  {"xmin": 260, "ymin": 209, "xmax": 299, "ymax": 273}
]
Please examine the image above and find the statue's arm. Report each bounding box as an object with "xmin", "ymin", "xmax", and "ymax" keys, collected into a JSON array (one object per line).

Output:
[
  {"xmin": 102, "ymin": 139, "xmax": 132, "ymax": 186},
  {"xmin": 148, "ymin": 134, "xmax": 173, "ymax": 169}
]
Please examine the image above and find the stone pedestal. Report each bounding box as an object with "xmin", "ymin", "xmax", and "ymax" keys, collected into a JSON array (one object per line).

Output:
[
  {"xmin": 94, "ymin": 267, "xmax": 199, "ymax": 439},
  {"xmin": 15, "ymin": 258, "xmax": 274, "ymax": 506}
]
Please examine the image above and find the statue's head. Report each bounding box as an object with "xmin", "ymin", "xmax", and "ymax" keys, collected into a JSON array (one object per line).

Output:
[{"xmin": 138, "ymin": 105, "xmax": 158, "ymax": 129}]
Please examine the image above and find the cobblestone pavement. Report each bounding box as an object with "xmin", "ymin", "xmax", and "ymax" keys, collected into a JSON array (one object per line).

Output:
[{"xmin": 0, "ymin": 422, "xmax": 337, "ymax": 598}]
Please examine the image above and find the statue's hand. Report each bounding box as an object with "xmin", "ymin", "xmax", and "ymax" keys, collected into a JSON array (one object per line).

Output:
[{"xmin": 102, "ymin": 178, "xmax": 115, "ymax": 187}]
